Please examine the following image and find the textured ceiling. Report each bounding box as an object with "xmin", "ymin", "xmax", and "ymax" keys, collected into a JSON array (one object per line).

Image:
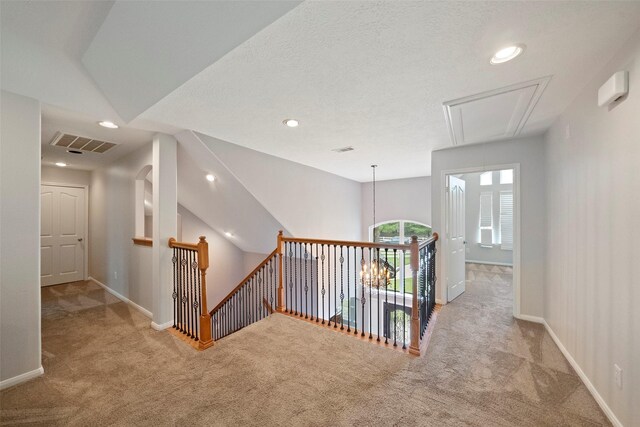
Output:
[
  {"xmin": 142, "ymin": 1, "xmax": 640, "ymax": 181},
  {"xmin": 82, "ymin": 1, "xmax": 302, "ymax": 121}
]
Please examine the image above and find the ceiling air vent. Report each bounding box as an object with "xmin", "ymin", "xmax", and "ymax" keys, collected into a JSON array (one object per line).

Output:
[
  {"xmin": 49, "ymin": 132, "xmax": 117, "ymax": 154},
  {"xmin": 331, "ymin": 146, "xmax": 354, "ymax": 153}
]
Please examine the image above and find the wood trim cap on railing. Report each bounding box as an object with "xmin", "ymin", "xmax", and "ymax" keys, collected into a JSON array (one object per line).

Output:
[{"xmin": 168, "ymin": 237, "xmax": 199, "ymax": 250}]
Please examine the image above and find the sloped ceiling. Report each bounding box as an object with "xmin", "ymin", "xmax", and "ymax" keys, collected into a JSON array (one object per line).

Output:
[
  {"xmin": 175, "ymin": 131, "xmax": 286, "ymax": 254},
  {"xmin": 82, "ymin": 1, "xmax": 302, "ymax": 122}
]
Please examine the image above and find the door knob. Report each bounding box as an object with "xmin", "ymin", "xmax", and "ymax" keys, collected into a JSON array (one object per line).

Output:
[{"xmin": 78, "ymin": 238, "xmax": 83, "ymax": 242}]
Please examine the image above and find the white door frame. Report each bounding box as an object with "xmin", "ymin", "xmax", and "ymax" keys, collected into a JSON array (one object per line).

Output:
[
  {"xmin": 41, "ymin": 182, "xmax": 89, "ymax": 282},
  {"xmin": 439, "ymin": 163, "xmax": 521, "ymax": 317}
]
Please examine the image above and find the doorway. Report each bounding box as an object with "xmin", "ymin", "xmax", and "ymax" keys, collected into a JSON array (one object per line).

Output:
[
  {"xmin": 40, "ymin": 184, "xmax": 88, "ymax": 286},
  {"xmin": 441, "ymin": 164, "xmax": 521, "ymax": 316}
]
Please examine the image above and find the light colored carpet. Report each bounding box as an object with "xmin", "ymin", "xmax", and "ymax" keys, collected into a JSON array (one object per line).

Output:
[{"xmin": 0, "ymin": 266, "xmax": 609, "ymax": 426}]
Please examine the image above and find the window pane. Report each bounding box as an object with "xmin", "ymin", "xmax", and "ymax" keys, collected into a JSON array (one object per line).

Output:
[
  {"xmin": 403, "ymin": 222, "xmax": 432, "ymax": 243},
  {"xmin": 373, "ymin": 222, "xmax": 400, "ymax": 243},
  {"xmin": 480, "ymin": 171, "xmax": 492, "ymax": 186},
  {"xmin": 500, "ymin": 169, "xmax": 513, "ymax": 184}
]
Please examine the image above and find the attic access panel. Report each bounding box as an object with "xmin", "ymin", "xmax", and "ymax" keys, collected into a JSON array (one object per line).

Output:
[{"xmin": 442, "ymin": 76, "xmax": 551, "ymax": 146}]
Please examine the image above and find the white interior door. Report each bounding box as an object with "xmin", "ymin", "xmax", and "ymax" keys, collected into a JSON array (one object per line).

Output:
[
  {"xmin": 446, "ymin": 176, "xmax": 466, "ymax": 301},
  {"xmin": 41, "ymin": 185, "xmax": 86, "ymax": 286}
]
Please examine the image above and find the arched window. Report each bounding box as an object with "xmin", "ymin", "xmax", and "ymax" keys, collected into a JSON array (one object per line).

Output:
[
  {"xmin": 367, "ymin": 220, "xmax": 432, "ymax": 296},
  {"xmin": 369, "ymin": 220, "xmax": 432, "ymax": 244}
]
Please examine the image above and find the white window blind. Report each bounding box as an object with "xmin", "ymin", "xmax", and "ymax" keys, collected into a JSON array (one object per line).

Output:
[
  {"xmin": 479, "ymin": 192, "xmax": 493, "ymax": 245},
  {"xmin": 500, "ymin": 191, "xmax": 513, "ymax": 250}
]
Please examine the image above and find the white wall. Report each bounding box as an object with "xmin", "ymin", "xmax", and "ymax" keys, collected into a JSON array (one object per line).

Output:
[
  {"xmin": 544, "ymin": 29, "xmax": 640, "ymax": 427},
  {"xmin": 176, "ymin": 131, "xmax": 285, "ymax": 255},
  {"xmin": 360, "ymin": 176, "xmax": 431, "ymax": 240},
  {"xmin": 41, "ymin": 166, "xmax": 91, "ymax": 187},
  {"xmin": 178, "ymin": 206, "xmax": 247, "ymax": 311},
  {"xmin": 90, "ymin": 142, "xmax": 154, "ymax": 314},
  {"xmin": 198, "ymin": 133, "xmax": 362, "ymax": 241},
  {"xmin": 0, "ymin": 91, "xmax": 42, "ymax": 386},
  {"xmin": 461, "ymin": 171, "xmax": 513, "ymax": 265},
  {"xmin": 431, "ymin": 135, "xmax": 546, "ymax": 316}
]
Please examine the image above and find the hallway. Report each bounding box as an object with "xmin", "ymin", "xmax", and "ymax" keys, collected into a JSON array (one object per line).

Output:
[{"xmin": 0, "ymin": 273, "xmax": 608, "ymax": 426}]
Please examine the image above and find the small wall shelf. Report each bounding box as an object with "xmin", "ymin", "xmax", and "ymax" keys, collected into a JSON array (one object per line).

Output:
[{"xmin": 132, "ymin": 237, "xmax": 152, "ymax": 247}]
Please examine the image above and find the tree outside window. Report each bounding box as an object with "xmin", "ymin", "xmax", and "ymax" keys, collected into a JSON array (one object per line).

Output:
[{"xmin": 370, "ymin": 220, "xmax": 432, "ymax": 294}]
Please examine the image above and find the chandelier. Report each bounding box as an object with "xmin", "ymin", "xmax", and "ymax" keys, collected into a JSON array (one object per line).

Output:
[{"xmin": 361, "ymin": 164, "xmax": 391, "ymax": 289}]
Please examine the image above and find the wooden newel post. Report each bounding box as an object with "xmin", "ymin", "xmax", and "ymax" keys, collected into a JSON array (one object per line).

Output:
[
  {"xmin": 276, "ymin": 230, "xmax": 285, "ymax": 312},
  {"xmin": 409, "ymin": 235, "xmax": 421, "ymax": 356},
  {"xmin": 197, "ymin": 236, "xmax": 214, "ymax": 350}
]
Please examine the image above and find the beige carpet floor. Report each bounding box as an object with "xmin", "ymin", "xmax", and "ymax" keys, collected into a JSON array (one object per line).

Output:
[{"xmin": 1, "ymin": 265, "xmax": 609, "ymax": 426}]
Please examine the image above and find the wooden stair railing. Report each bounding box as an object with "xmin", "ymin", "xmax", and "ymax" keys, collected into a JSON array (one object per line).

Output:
[
  {"xmin": 209, "ymin": 249, "xmax": 278, "ymax": 341},
  {"xmin": 276, "ymin": 231, "xmax": 439, "ymax": 356},
  {"xmin": 169, "ymin": 231, "xmax": 439, "ymax": 355},
  {"xmin": 168, "ymin": 236, "xmax": 213, "ymax": 350}
]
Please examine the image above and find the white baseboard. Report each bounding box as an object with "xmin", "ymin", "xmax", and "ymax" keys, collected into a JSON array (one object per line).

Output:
[
  {"xmin": 543, "ymin": 320, "xmax": 622, "ymax": 427},
  {"xmin": 151, "ymin": 321, "xmax": 173, "ymax": 331},
  {"xmin": 435, "ymin": 298, "xmax": 445, "ymax": 305},
  {"xmin": 89, "ymin": 276, "xmax": 152, "ymax": 319},
  {"xmin": 465, "ymin": 260, "xmax": 513, "ymax": 267},
  {"xmin": 513, "ymin": 313, "xmax": 544, "ymax": 324},
  {"xmin": 0, "ymin": 366, "xmax": 44, "ymax": 390}
]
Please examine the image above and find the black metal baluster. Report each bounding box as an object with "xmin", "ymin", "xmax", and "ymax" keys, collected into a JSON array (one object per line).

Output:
[
  {"xmin": 393, "ymin": 248, "xmax": 397, "ymax": 347},
  {"xmin": 369, "ymin": 247, "xmax": 373, "ymax": 339},
  {"xmin": 302, "ymin": 244, "xmax": 307, "ymax": 318},
  {"xmin": 327, "ymin": 245, "xmax": 331, "ymax": 327},
  {"xmin": 172, "ymin": 249, "xmax": 177, "ymax": 328},
  {"xmin": 333, "ymin": 245, "xmax": 337, "ymax": 329},
  {"xmin": 288, "ymin": 242, "xmax": 293, "ymax": 314},
  {"xmin": 186, "ymin": 249, "xmax": 191, "ymax": 336},
  {"xmin": 376, "ymin": 247, "xmax": 380, "ymax": 342},
  {"xmin": 271, "ymin": 257, "xmax": 275, "ymax": 313},
  {"xmin": 321, "ymin": 245, "xmax": 325, "ymax": 324},
  {"xmin": 346, "ymin": 246, "xmax": 351, "ymax": 333},
  {"xmin": 315, "ymin": 247, "xmax": 320, "ymax": 323},
  {"xmin": 385, "ymin": 248, "xmax": 389, "ymax": 344},
  {"xmin": 182, "ymin": 249, "xmax": 187, "ymax": 334},
  {"xmin": 361, "ymin": 248, "xmax": 366, "ymax": 337},
  {"xmin": 340, "ymin": 245, "xmax": 344, "ymax": 330},
  {"xmin": 194, "ymin": 251, "xmax": 199, "ymax": 340},
  {"xmin": 310, "ymin": 243, "xmax": 318, "ymax": 320},
  {"xmin": 353, "ymin": 246, "xmax": 357, "ymax": 335},
  {"xmin": 402, "ymin": 249, "xmax": 406, "ymax": 350},
  {"xmin": 294, "ymin": 242, "xmax": 299, "ymax": 316},
  {"xmin": 177, "ymin": 248, "xmax": 182, "ymax": 333}
]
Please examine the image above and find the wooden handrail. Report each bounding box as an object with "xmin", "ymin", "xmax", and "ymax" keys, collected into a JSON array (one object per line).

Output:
[
  {"xmin": 282, "ymin": 236, "xmax": 410, "ymax": 251},
  {"xmin": 168, "ymin": 237, "xmax": 198, "ymax": 250},
  {"xmin": 418, "ymin": 232, "xmax": 439, "ymax": 249},
  {"xmin": 168, "ymin": 236, "xmax": 213, "ymax": 350},
  {"xmin": 210, "ymin": 248, "xmax": 278, "ymax": 315}
]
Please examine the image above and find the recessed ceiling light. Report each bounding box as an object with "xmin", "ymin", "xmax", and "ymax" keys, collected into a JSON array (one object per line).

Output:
[
  {"xmin": 490, "ymin": 44, "xmax": 525, "ymax": 64},
  {"xmin": 283, "ymin": 119, "xmax": 299, "ymax": 128},
  {"xmin": 225, "ymin": 232, "xmax": 233, "ymax": 237},
  {"xmin": 55, "ymin": 162, "xmax": 67, "ymax": 167},
  {"xmin": 206, "ymin": 174, "xmax": 216, "ymax": 182},
  {"xmin": 98, "ymin": 121, "xmax": 119, "ymax": 129}
]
